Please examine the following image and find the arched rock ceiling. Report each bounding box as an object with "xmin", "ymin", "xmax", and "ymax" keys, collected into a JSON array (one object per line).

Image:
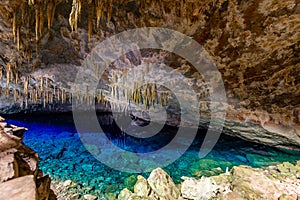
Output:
[{"xmin": 0, "ymin": 0, "xmax": 299, "ymax": 150}]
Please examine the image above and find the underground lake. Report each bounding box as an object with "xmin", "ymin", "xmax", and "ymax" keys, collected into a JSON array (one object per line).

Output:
[{"xmin": 3, "ymin": 113, "xmax": 300, "ymax": 198}]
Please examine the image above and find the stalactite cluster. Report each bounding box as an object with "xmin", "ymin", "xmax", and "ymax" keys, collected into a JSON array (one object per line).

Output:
[{"xmin": 0, "ymin": 65, "xmax": 74, "ymax": 110}]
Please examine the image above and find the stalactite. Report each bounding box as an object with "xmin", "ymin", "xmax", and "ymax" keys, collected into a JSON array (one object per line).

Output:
[
  {"xmin": 88, "ymin": 3, "xmax": 94, "ymax": 41},
  {"xmin": 39, "ymin": 2, "xmax": 44, "ymax": 36},
  {"xmin": 69, "ymin": 0, "xmax": 81, "ymax": 31},
  {"xmin": 0, "ymin": 68, "xmax": 3, "ymax": 80},
  {"xmin": 61, "ymin": 89, "xmax": 65, "ymax": 104},
  {"xmin": 14, "ymin": 90, "xmax": 18, "ymax": 102},
  {"xmin": 47, "ymin": 0, "xmax": 57, "ymax": 29},
  {"xmin": 43, "ymin": 93, "xmax": 46, "ymax": 108},
  {"xmin": 28, "ymin": 0, "xmax": 35, "ymax": 6},
  {"xmin": 16, "ymin": 27, "xmax": 21, "ymax": 51},
  {"xmin": 107, "ymin": 0, "xmax": 113, "ymax": 23},
  {"xmin": 40, "ymin": 76, "xmax": 44, "ymax": 91},
  {"xmin": 35, "ymin": 1, "xmax": 40, "ymax": 41},
  {"xmin": 34, "ymin": 89, "xmax": 38, "ymax": 103},
  {"xmin": 46, "ymin": 0, "xmax": 52, "ymax": 29},
  {"xmin": 151, "ymin": 83, "xmax": 157, "ymax": 107},
  {"xmin": 24, "ymin": 76, "xmax": 29, "ymax": 96},
  {"xmin": 45, "ymin": 91, "xmax": 49, "ymax": 104},
  {"xmin": 12, "ymin": 11, "xmax": 17, "ymax": 42},
  {"xmin": 14, "ymin": 72, "xmax": 19, "ymax": 85},
  {"xmin": 57, "ymin": 88, "xmax": 60, "ymax": 102},
  {"xmin": 49, "ymin": 92, "xmax": 53, "ymax": 104},
  {"xmin": 96, "ymin": 0, "xmax": 103, "ymax": 28},
  {"xmin": 6, "ymin": 64, "xmax": 12, "ymax": 88},
  {"xmin": 85, "ymin": 85, "xmax": 89, "ymax": 103}
]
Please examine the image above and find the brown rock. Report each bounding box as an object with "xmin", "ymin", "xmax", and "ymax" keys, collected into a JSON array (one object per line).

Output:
[
  {"xmin": 222, "ymin": 191, "xmax": 245, "ymax": 200},
  {"xmin": 0, "ymin": 150, "xmax": 19, "ymax": 183},
  {"xmin": 37, "ymin": 175, "xmax": 51, "ymax": 200},
  {"xmin": 0, "ymin": 175, "xmax": 37, "ymax": 200}
]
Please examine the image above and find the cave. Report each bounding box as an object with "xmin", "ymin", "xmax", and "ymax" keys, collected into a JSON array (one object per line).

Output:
[{"xmin": 0, "ymin": 0, "xmax": 299, "ymax": 199}]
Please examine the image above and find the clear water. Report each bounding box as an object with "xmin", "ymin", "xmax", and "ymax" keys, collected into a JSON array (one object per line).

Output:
[{"xmin": 4, "ymin": 113, "xmax": 300, "ymax": 195}]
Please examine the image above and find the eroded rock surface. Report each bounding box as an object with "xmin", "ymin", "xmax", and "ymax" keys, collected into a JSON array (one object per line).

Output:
[
  {"xmin": 116, "ymin": 164, "xmax": 300, "ymax": 200},
  {"xmin": 0, "ymin": 1, "xmax": 299, "ymax": 150},
  {"xmin": 0, "ymin": 116, "xmax": 56, "ymax": 200}
]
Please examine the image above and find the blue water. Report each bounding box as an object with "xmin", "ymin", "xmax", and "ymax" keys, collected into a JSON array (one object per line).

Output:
[{"xmin": 4, "ymin": 113, "xmax": 300, "ymax": 196}]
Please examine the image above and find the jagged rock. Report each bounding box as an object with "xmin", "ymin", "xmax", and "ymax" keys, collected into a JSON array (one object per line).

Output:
[
  {"xmin": 118, "ymin": 188, "xmax": 133, "ymax": 200},
  {"xmin": 0, "ymin": 118, "xmax": 55, "ymax": 200},
  {"xmin": 37, "ymin": 175, "xmax": 51, "ymax": 200},
  {"xmin": 129, "ymin": 194, "xmax": 155, "ymax": 200},
  {"xmin": 181, "ymin": 176, "xmax": 219, "ymax": 200},
  {"xmin": 0, "ymin": 150, "xmax": 18, "ymax": 183},
  {"xmin": 147, "ymin": 168, "xmax": 180, "ymax": 200},
  {"xmin": 0, "ymin": 175, "xmax": 37, "ymax": 200},
  {"xmin": 134, "ymin": 175, "xmax": 150, "ymax": 197},
  {"xmin": 222, "ymin": 191, "xmax": 244, "ymax": 200},
  {"xmin": 231, "ymin": 166, "xmax": 281, "ymax": 199},
  {"xmin": 279, "ymin": 194, "xmax": 295, "ymax": 200},
  {"xmin": 83, "ymin": 194, "xmax": 97, "ymax": 200},
  {"xmin": 62, "ymin": 180, "xmax": 72, "ymax": 187}
]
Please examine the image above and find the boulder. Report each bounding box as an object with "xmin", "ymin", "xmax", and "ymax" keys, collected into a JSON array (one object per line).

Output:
[
  {"xmin": 118, "ymin": 188, "xmax": 133, "ymax": 200},
  {"xmin": 147, "ymin": 168, "xmax": 180, "ymax": 200},
  {"xmin": 134, "ymin": 175, "xmax": 150, "ymax": 197},
  {"xmin": 0, "ymin": 118, "xmax": 55, "ymax": 200},
  {"xmin": 0, "ymin": 175, "xmax": 37, "ymax": 200},
  {"xmin": 37, "ymin": 175, "xmax": 51, "ymax": 200},
  {"xmin": 231, "ymin": 166, "xmax": 281, "ymax": 199},
  {"xmin": 0, "ymin": 150, "xmax": 19, "ymax": 183},
  {"xmin": 181, "ymin": 176, "xmax": 219, "ymax": 200},
  {"xmin": 83, "ymin": 194, "xmax": 97, "ymax": 200}
]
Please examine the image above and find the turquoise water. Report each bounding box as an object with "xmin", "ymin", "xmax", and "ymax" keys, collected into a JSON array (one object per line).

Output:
[{"xmin": 4, "ymin": 113, "xmax": 300, "ymax": 195}]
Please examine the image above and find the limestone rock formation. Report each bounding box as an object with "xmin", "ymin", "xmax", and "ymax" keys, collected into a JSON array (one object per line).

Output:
[
  {"xmin": 0, "ymin": 116, "xmax": 56, "ymax": 200},
  {"xmin": 181, "ymin": 176, "xmax": 219, "ymax": 200},
  {"xmin": 117, "ymin": 165, "xmax": 300, "ymax": 200}
]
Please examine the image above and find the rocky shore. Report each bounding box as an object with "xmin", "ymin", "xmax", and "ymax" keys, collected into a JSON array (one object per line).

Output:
[
  {"xmin": 51, "ymin": 162, "xmax": 300, "ymax": 200},
  {"xmin": 0, "ymin": 116, "xmax": 56, "ymax": 200}
]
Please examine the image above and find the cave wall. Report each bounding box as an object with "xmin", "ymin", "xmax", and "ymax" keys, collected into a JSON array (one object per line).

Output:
[{"xmin": 0, "ymin": 0, "xmax": 299, "ymax": 150}]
